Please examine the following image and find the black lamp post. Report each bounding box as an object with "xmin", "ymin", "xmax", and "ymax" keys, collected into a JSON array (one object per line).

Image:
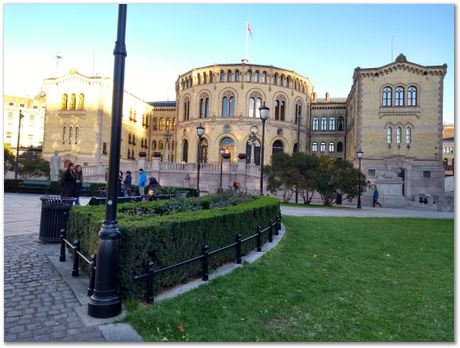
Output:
[
  {"xmin": 196, "ymin": 123, "xmax": 204, "ymax": 195},
  {"xmin": 164, "ymin": 130, "xmax": 171, "ymax": 161},
  {"xmin": 14, "ymin": 110, "xmax": 24, "ymax": 180},
  {"xmin": 295, "ymin": 111, "xmax": 301, "ymax": 203},
  {"xmin": 219, "ymin": 147, "xmax": 225, "ymax": 192},
  {"xmin": 357, "ymin": 149, "xmax": 364, "ymax": 209},
  {"xmin": 259, "ymin": 103, "xmax": 269, "ymax": 195},
  {"xmin": 88, "ymin": 4, "xmax": 127, "ymax": 318}
]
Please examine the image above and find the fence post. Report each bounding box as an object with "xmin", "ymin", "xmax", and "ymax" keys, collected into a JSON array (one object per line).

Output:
[
  {"xmin": 59, "ymin": 229, "xmax": 66, "ymax": 262},
  {"xmin": 269, "ymin": 220, "xmax": 273, "ymax": 243},
  {"xmin": 276, "ymin": 212, "xmax": 281, "ymax": 235},
  {"xmin": 146, "ymin": 261, "xmax": 155, "ymax": 304},
  {"xmin": 202, "ymin": 245, "xmax": 209, "ymax": 281},
  {"xmin": 256, "ymin": 226, "xmax": 262, "ymax": 252},
  {"xmin": 88, "ymin": 254, "xmax": 96, "ymax": 296},
  {"xmin": 236, "ymin": 233, "xmax": 242, "ymax": 264},
  {"xmin": 72, "ymin": 240, "xmax": 80, "ymax": 277}
]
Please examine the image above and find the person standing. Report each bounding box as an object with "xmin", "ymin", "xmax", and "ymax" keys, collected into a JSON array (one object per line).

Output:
[
  {"xmin": 123, "ymin": 171, "xmax": 132, "ymax": 197},
  {"xmin": 137, "ymin": 168, "xmax": 147, "ymax": 197},
  {"xmin": 119, "ymin": 171, "xmax": 124, "ymax": 196},
  {"xmin": 373, "ymin": 188, "xmax": 382, "ymax": 207},
  {"xmin": 74, "ymin": 164, "xmax": 84, "ymax": 205},
  {"xmin": 60, "ymin": 162, "xmax": 75, "ymax": 198}
]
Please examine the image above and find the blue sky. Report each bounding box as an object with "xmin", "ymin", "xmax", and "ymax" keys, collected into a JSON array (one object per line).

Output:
[{"xmin": 3, "ymin": 3, "xmax": 455, "ymax": 123}]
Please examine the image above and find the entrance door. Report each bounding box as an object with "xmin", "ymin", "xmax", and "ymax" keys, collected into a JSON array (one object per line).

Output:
[{"xmin": 398, "ymin": 169, "xmax": 405, "ymax": 196}]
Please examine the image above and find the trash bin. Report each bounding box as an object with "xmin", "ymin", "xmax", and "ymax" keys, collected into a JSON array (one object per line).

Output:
[{"xmin": 39, "ymin": 196, "xmax": 76, "ymax": 243}]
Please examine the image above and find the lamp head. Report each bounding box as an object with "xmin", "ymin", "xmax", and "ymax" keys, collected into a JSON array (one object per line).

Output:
[
  {"xmin": 259, "ymin": 102, "xmax": 269, "ymax": 121},
  {"xmin": 219, "ymin": 147, "xmax": 225, "ymax": 156},
  {"xmin": 357, "ymin": 149, "xmax": 364, "ymax": 159},
  {"xmin": 196, "ymin": 123, "xmax": 205, "ymax": 137}
]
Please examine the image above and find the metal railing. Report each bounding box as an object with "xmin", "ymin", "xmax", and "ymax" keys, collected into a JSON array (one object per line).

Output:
[
  {"xmin": 133, "ymin": 212, "xmax": 282, "ymax": 303},
  {"xmin": 59, "ymin": 229, "xmax": 97, "ymax": 296}
]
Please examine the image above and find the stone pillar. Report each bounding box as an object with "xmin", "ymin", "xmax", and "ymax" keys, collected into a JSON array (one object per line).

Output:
[{"xmin": 222, "ymin": 158, "xmax": 231, "ymax": 190}]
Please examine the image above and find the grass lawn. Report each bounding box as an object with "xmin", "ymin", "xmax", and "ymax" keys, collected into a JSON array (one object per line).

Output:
[
  {"xmin": 124, "ymin": 217, "xmax": 454, "ymax": 342},
  {"xmin": 280, "ymin": 201, "xmax": 352, "ymax": 209}
]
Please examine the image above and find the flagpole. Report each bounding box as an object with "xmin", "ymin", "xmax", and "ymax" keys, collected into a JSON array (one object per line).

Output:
[{"xmin": 244, "ymin": 22, "xmax": 249, "ymax": 63}]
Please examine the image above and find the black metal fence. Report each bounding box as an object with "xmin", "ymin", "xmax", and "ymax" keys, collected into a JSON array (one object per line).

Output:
[
  {"xmin": 133, "ymin": 212, "xmax": 282, "ymax": 303},
  {"xmin": 59, "ymin": 229, "xmax": 97, "ymax": 296}
]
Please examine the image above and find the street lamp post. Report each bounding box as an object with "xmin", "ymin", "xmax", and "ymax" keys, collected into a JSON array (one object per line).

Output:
[
  {"xmin": 164, "ymin": 130, "xmax": 171, "ymax": 161},
  {"xmin": 219, "ymin": 147, "xmax": 225, "ymax": 192},
  {"xmin": 196, "ymin": 123, "xmax": 204, "ymax": 195},
  {"xmin": 88, "ymin": 4, "xmax": 127, "ymax": 318},
  {"xmin": 295, "ymin": 111, "xmax": 301, "ymax": 203},
  {"xmin": 14, "ymin": 110, "xmax": 24, "ymax": 180},
  {"xmin": 259, "ymin": 103, "xmax": 270, "ymax": 195},
  {"xmin": 357, "ymin": 149, "xmax": 364, "ymax": 209}
]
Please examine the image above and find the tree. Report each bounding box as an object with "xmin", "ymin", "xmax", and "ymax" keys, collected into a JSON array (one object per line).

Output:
[
  {"xmin": 4, "ymin": 144, "xmax": 16, "ymax": 175},
  {"xmin": 265, "ymin": 152, "xmax": 301, "ymax": 202},
  {"xmin": 18, "ymin": 148, "xmax": 50, "ymax": 178},
  {"xmin": 291, "ymin": 152, "xmax": 319, "ymax": 204}
]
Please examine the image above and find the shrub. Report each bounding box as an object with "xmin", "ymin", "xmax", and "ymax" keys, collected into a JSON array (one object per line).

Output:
[{"xmin": 67, "ymin": 195, "xmax": 280, "ymax": 299}]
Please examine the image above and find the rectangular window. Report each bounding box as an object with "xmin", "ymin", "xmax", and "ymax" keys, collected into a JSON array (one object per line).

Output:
[
  {"xmin": 20, "ymin": 103, "xmax": 25, "ymax": 107},
  {"xmin": 423, "ymin": 171, "xmax": 431, "ymax": 178},
  {"xmin": 33, "ymin": 105, "xmax": 38, "ymax": 109},
  {"xmin": 8, "ymin": 102, "xmax": 14, "ymax": 106},
  {"xmin": 103, "ymin": 143, "xmax": 108, "ymax": 154},
  {"xmin": 7, "ymin": 112, "xmax": 13, "ymax": 125},
  {"xmin": 368, "ymin": 169, "xmax": 376, "ymax": 177}
]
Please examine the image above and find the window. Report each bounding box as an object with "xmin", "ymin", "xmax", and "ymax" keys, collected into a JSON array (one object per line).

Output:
[
  {"xmin": 262, "ymin": 71, "xmax": 267, "ymax": 83},
  {"xmin": 274, "ymin": 96, "xmax": 286, "ymax": 121},
  {"xmin": 312, "ymin": 142, "xmax": 318, "ymax": 152},
  {"xmin": 220, "ymin": 137, "xmax": 235, "ymax": 160},
  {"xmin": 320, "ymin": 142, "xmax": 326, "ymax": 153},
  {"xmin": 223, "ymin": 125, "xmax": 231, "ymax": 133},
  {"xmin": 295, "ymin": 103, "xmax": 302, "ymax": 124},
  {"xmin": 62, "ymin": 127, "xmax": 66, "ymax": 144},
  {"xmin": 228, "ymin": 70, "xmax": 233, "ymax": 82},
  {"xmin": 77, "ymin": 93, "xmax": 84, "ymax": 110},
  {"xmin": 328, "ymin": 142, "xmax": 335, "ymax": 152},
  {"xmin": 6, "ymin": 132, "xmax": 12, "ymax": 145},
  {"xmin": 220, "ymin": 70, "xmax": 225, "ymax": 82},
  {"xmin": 249, "ymin": 96, "xmax": 262, "ymax": 118},
  {"xmin": 368, "ymin": 169, "xmax": 376, "ymax": 177},
  {"xmin": 182, "ymin": 140, "xmax": 188, "ymax": 162},
  {"xmin": 197, "ymin": 74, "xmax": 201, "ymax": 85},
  {"xmin": 8, "ymin": 102, "xmax": 14, "ymax": 106},
  {"xmin": 61, "ymin": 94, "xmax": 68, "ymax": 110},
  {"xmin": 222, "ymin": 95, "xmax": 235, "ymax": 117},
  {"xmin": 312, "ymin": 117, "xmax": 319, "ymax": 131},
  {"xmin": 321, "ymin": 116, "xmax": 327, "ymax": 131},
  {"xmin": 408, "ymin": 86, "xmax": 417, "ymax": 106},
  {"xmin": 28, "ymin": 134, "xmax": 33, "ymax": 146},
  {"xmin": 203, "ymin": 72, "xmax": 207, "ymax": 84},
  {"xmin": 337, "ymin": 142, "xmax": 343, "ymax": 152},
  {"xmin": 423, "ymin": 171, "xmax": 431, "ymax": 178},
  {"xmin": 103, "ymin": 142, "xmax": 107, "ymax": 154},
  {"xmin": 387, "ymin": 127, "xmax": 392, "ymax": 144},
  {"xmin": 69, "ymin": 94, "xmax": 76, "ymax": 110},
  {"xmin": 272, "ymin": 140, "xmax": 284, "ymax": 154},
  {"xmin": 235, "ymin": 70, "xmax": 240, "ymax": 82},
  {"xmin": 246, "ymin": 70, "xmax": 252, "ymax": 82},
  {"xmin": 7, "ymin": 112, "xmax": 13, "ymax": 125},
  {"xmin": 329, "ymin": 116, "xmax": 335, "ymax": 131},
  {"xmin": 20, "ymin": 103, "xmax": 25, "ymax": 108},
  {"xmin": 395, "ymin": 86, "xmax": 404, "ymax": 107},
  {"xmin": 406, "ymin": 127, "xmax": 411, "ymax": 144},
  {"xmin": 159, "ymin": 118, "xmax": 166, "ymax": 131},
  {"xmin": 75, "ymin": 127, "xmax": 79, "ymax": 144},
  {"xmin": 199, "ymin": 96, "xmax": 210, "ymax": 118},
  {"xmin": 152, "ymin": 140, "xmax": 157, "ymax": 150},
  {"xmin": 183, "ymin": 99, "xmax": 190, "ymax": 121},
  {"xmin": 69, "ymin": 126, "xmax": 72, "ymax": 144},
  {"xmin": 382, "ymin": 86, "xmax": 392, "ymax": 107},
  {"xmin": 396, "ymin": 127, "xmax": 402, "ymax": 144},
  {"xmin": 337, "ymin": 117, "xmax": 344, "ymax": 131},
  {"xmin": 254, "ymin": 71, "xmax": 259, "ymax": 82},
  {"xmin": 249, "ymin": 97, "xmax": 255, "ymax": 118}
]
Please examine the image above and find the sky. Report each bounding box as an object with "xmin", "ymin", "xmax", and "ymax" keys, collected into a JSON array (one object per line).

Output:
[{"xmin": 3, "ymin": 3, "xmax": 455, "ymax": 123}]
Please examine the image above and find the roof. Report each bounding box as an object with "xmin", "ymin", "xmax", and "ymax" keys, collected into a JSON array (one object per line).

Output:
[{"xmin": 148, "ymin": 101, "xmax": 176, "ymax": 107}]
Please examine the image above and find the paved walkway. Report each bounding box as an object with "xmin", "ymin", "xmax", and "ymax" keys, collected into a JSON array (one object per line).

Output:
[{"xmin": 3, "ymin": 193, "xmax": 454, "ymax": 342}]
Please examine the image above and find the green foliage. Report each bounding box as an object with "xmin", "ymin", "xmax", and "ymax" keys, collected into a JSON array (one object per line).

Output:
[
  {"xmin": 125, "ymin": 217, "xmax": 454, "ymax": 342},
  {"xmin": 67, "ymin": 195, "xmax": 280, "ymax": 299},
  {"xmin": 4, "ymin": 144, "xmax": 16, "ymax": 174},
  {"xmin": 265, "ymin": 152, "xmax": 302, "ymax": 203},
  {"xmin": 291, "ymin": 152, "xmax": 319, "ymax": 204},
  {"xmin": 18, "ymin": 149, "xmax": 50, "ymax": 178}
]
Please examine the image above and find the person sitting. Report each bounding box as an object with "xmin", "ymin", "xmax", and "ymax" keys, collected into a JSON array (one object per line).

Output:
[{"xmin": 146, "ymin": 176, "xmax": 161, "ymax": 200}]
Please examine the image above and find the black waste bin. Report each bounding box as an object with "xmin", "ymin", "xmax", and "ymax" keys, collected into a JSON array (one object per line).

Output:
[{"xmin": 39, "ymin": 196, "xmax": 76, "ymax": 243}]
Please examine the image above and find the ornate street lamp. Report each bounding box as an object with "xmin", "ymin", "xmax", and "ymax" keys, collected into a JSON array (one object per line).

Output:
[
  {"xmin": 164, "ymin": 130, "xmax": 171, "ymax": 161},
  {"xmin": 357, "ymin": 149, "xmax": 364, "ymax": 209},
  {"xmin": 88, "ymin": 4, "xmax": 127, "ymax": 318},
  {"xmin": 259, "ymin": 102, "xmax": 269, "ymax": 195},
  {"xmin": 219, "ymin": 147, "xmax": 225, "ymax": 192},
  {"xmin": 14, "ymin": 110, "xmax": 24, "ymax": 180},
  {"xmin": 196, "ymin": 123, "xmax": 204, "ymax": 195}
]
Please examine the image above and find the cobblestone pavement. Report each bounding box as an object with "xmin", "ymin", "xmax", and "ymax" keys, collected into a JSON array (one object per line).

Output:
[{"xmin": 4, "ymin": 234, "xmax": 106, "ymax": 342}]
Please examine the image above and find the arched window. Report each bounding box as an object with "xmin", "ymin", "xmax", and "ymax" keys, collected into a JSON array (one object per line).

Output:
[
  {"xmin": 312, "ymin": 142, "xmax": 318, "ymax": 152},
  {"xmin": 172, "ymin": 118, "xmax": 176, "ymax": 130},
  {"xmin": 249, "ymin": 95, "xmax": 262, "ymax": 118},
  {"xmin": 220, "ymin": 137, "xmax": 235, "ymax": 161},
  {"xmin": 199, "ymin": 138, "xmax": 208, "ymax": 163},
  {"xmin": 337, "ymin": 117, "xmax": 344, "ymax": 131},
  {"xmin": 69, "ymin": 126, "xmax": 72, "ymax": 143},
  {"xmin": 280, "ymin": 101, "xmax": 285, "ymax": 121},
  {"xmin": 69, "ymin": 93, "xmax": 76, "ymax": 110},
  {"xmin": 329, "ymin": 116, "xmax": 336, "ymax": 131},
  {"xmin": 166, "ymin": 118, "xmax": 172, "ymax": 131},
  {"xmin": 262, "ymin": 71, "xmax": 267, "ymax": 83},
  {"xmin": 274, "ymin": 96, "xmax": 286, "ymax": 121},
  {"xmin": 255, "ymin": 97, "xmax": 262, "ymax": 118},
  {"xmin": 220, "ymin": 70, "xmax": 225, "ymax": 82},
  {"xmin": 153, "ymin": 118, "xmax": 158, "ymax": 130},
  {"xmin": 62, "ymin": 127, "xmax": 66, "ymax": 143},
  {"xmin": 182, "ymin": 140, "xmax": 188, "ymax": 163},
  {"xmin": 197, "ymin": 74, "xmax": 201, "ymax": 85},
  {"xmin": 254, "ymin": 71, "xmax": 259, "ymax": 82},
  {"xmin": 273, "ymin": 73, "xmax": 278, "ymax": 85},
  {"xmin": 396, "ymin": 127, "xmax": 402, "ymax": 144},
  {"xmin": 408, "ymin": 86, "xmax": 417, "ymax": 106},
  {"xmin": 382, "ymin": 86, "xmax": 392, "ymax": 107},
  {"xmin": 159, "ymin": 140, "xmax": 164, "ymax": 150},
  {"xmin": 320, "ymin": 142, "xmax": 326, "ymax": 153},
  {"xmin": 328, "ymin": 142, "xmax": 335, "ymax": 153},
  {"xmin": 235, "ymin": 70, "xmax": 240, "ymax": 82},
  {"xmin": 249, "ymin": 97, "xmax": 255, "ymax": 118},
  {"xmin": 272, "ymin": 140, "xmax": 284, "ymax": 154},
  {"xmin": 295, "ymin": 103, "xmax": 303, "ymax": 124},
  {"xmin": 222, "ymin": 97, "xmax": 228, "ymax": 117},
  {"xmin": 75, "ymin": 127, "xmax": 79, "ymax": 144},
  {"xmin": 152, "ymin": 140, "xmax": 157, "ymax": 150},
  {"xmin": 159, "ymin": 118, "xmax": 165, "ymax": 131},
  {"xmin": 337, "ymin": 142, "xmax": 343, "ymax": 152},
  {"xmin": 222, "ymin": 93, "xmax": 235, "ymax": 117},
  {"xmin": 395, "ymin": 86, "xmax": 404, "ymax": 106},
  {"xmin": 61, "ymin": 94, "xmax": 68, "ymax": 110},
  {"xmin": 406, "ymin": 127, "xmax": 411, "ymax": 144},
  {"xmin": 321, "ymin": 116, "xmax": 327, "ymax": 131},
  {"xmin": 387, "ymin": 126, "xmax": 392, "ymax": 144},
  {"xmin": 77, "ymin": 93, "xmax": 84, "ymax": 110},
  {"xmin": 246, "ymin": 70, "xmax": 252, "ymax": 82},
  {"xmin": 312, "ymin": 117, "xmax": 319, "ymax": 131},
  {"xmin": 203, "ymin": 72, "xmax": 207, "ymax": 84},
  {"xmin": 246, "ymin": 137, "xmax": 261, "ymax": 165},
  {"xmin": 228, "ymin": 70, "xmax": 233, "ymax": 82},
  {"xmin": 199, "ymin": 95, "xmax": 210, "ymax": 118},
  {"xmin": 275, "ymin": 100, "xmax": 280, "ymax": 120}
]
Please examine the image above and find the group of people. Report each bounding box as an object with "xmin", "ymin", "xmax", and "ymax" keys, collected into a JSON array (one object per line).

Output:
[
  {"xmin": 137, "ymin": 168, "xmax": 161, "ymax": 200},
  {"xmin": 60, "ymin": 161, "xmax": 84, "ymax": 205},
  {"xmin": 119, "ymin": 170, "xmax": 133, "ymax": 197}
]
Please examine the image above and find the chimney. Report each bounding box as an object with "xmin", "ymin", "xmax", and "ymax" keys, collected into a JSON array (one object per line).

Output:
[{"xmin": 325, "ymin": 92, "xmax": 330, "ymax": 101}]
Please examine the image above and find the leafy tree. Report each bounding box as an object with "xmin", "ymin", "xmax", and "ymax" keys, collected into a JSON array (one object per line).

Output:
[
  {"xmin": 18, "ymin": 148, "xmax": 50, "ymax": 178},
  {"xmin": 4, "ymin": 144, "xmax": 16, "ymax": 175},
  {"xmin": 333, "ymin": 158, "xmax": 367, "ymax": 202},
  {"xmin": 315, "ymin": 156, "xmax": 338, "ymax": 206},
  {"xmin": 264, "ymin": 152, "xmax": 301, "ymax": 202},
  {"xmin": 291, "ymin": 152, "xmax": 319, "ymax": 204}
]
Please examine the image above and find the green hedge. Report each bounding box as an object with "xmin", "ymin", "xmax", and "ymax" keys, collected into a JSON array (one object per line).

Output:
[
  {"xmin": 4, "ymin": 179, "xmax": 106, "ymax": 196},
  {"xmin": 67, "ymin": 196, "xmax": 280, "ymax": 299}
]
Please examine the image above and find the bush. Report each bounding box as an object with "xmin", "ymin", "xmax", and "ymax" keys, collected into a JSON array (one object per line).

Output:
[{"xmin": 67, "ymin": 195, "xmax": 280, "ymax": 299}]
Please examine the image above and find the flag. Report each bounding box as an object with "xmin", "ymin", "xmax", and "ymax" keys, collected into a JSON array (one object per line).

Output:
[{"xmin": 247, "ymin": 22, "xmax": 253, "ymax": 39}]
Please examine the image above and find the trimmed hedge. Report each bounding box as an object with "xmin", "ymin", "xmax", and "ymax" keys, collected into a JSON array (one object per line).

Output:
[
  {"xmin": 4, "ymin": 179, "xmax": 106, "ymax": 196},
  {"xmin": 67, "ymin": 195, "xmax": 280, "ymax": 299}
]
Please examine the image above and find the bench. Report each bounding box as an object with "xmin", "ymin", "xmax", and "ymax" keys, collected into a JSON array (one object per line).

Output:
[
  {"xmin": 88, "ymin": 196, "xmax": 144, "ymax": 206},
  {"xmin": 17, "ymin": 179, "xmax": 51, "ymax": 194}
]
